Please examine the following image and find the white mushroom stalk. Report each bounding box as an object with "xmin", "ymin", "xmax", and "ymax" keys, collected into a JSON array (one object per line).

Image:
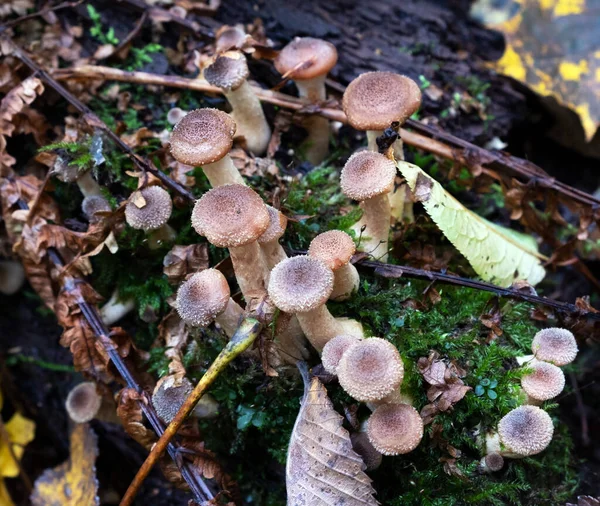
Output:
[
  {"xmin": 100, "ymin": 289, "xmax": 136, "ymax": 326},
  {"xmin": 258, "ymin": 206, "xmax": 288, "ymax": 271},
  {"xmin": 54, "ymin": 157, "xmax": 103, "ymax": 198}
]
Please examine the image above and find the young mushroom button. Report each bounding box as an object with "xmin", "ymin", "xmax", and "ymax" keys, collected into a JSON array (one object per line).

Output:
[
  {"xmin": 520, "ymin": 360, "xmax": 565, "ymax": 404},
  {"xmin": 366, "ymin": 403, "xmax": 424, "ymax": 456},
  {"xmin": 531, "ymin": 328, "xmax": 578, "ymax": 366},
  {"xmin": 498, "ymin": 405, "xmax": 554, "ymax": 457},
  {"xmin": 65, "ymin": 382, "xmax": 102, "ymax": 424},
  {"xmin": 321, "ymin": 334, "xmax": 362, "ymax": 375},
  {"xmin": 170, "ymin": 108, "xmax": 244, "ymax": 187}
]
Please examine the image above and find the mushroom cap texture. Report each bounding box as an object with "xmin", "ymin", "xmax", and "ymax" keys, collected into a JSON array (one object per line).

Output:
[
  {"xmin": 337, "ymin": 338, "xmax": 404, "ymax": 402},
  {"xmin": 191, "ymin": 184, "xmax": 269, "ymax": 247},
  {"xmin": 267, "ymin": 256, "xmax": 334, "ymax": 313},
  {"xmin": 342, "ymin": 71, "xmax": 422, "ymax": 131},
  {"xmin": 367, "ymin": 403, "xmax": 423, "ymax": 455},
  {"xmin": 258, "ymin": 205, "xmax": 288, "ymax": 244},
  {"xmin": 350, "ymin": 432, "xmax": 382, "ymax": 471},
  {"xmin": 215, "ymin": 25, "xmax": 247, "ymax": 53},
  {"xmin": 204, "ymin": 51, "xmax": 249, "ymax": 91},
  {"xmin": 152, "ymin": 378, "xmax": 193, "ymax": 424},
  {"xmin": 125, "ymin": 186, "xmax": 173, "ymax": 231},
  {"xmin": 170, "ymin": 108, "xmax": 236, "ymax": 166},
  {"xmin": 498, "ymin": 405, "xmax": 554, "ymax": 456},
  {"xmin": 341, "ymin": 151, "xmax": 397, "ymax": 201},
  {"xmin": 521, "ymin": 360, "xmax": 565, "ymax": 401},
  {"xmin": 531, "ymin": 327, "xmax": 578, "ymax": 366},
  {"xmin": 321, "ymin": 334, "xmax": 362, "ymax": 375},
  {"xmin": 176, "ymin": 269, "xmax": 231, "ymax": 327},
  {"xmin": 484, "ymin": 452, "xmax": 505, "ymax": 472},
  {"xmin": 82, "ymin": 195, "xmax": 111, "ymax": 222},
  {"xmin": 308, "ymin": 230, "xmax": 356, "ymax": 270},
  {"xmin": 66, "ymin": 382, "xmax": 102, "ymax": 423},
  {"xmin": 274, "ymin": 37, "xmax": 338, "ymax": 80}
]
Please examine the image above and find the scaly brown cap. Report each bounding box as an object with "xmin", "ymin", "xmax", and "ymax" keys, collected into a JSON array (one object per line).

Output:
[
  {"xmin": 204, "ymin": 51, "xmax": 250, "ymax": 91},
  {"xmin": 274, "ymin": 37, "xmax": 338, "ymax": 80},
  {"xmin": 531, "ymin": 328, "xmax": 578, "ymax": 366},
  {"xmin": 321, "ymin": 334, "xmax": 362, "ymax": 375},
  {"xmin": 521, "ymin": 360, "xmax": 565, "ymax": 402},
  {"xmin": 367, "ymin": 403, "xmax": 424, "ymax": 456},
  {"xmin": 498, "ymin": 405, "xmax": 554, "ymax": 456},
  {"xmin": 82, "ymin": 195, "xmax": 111, "ymax": 223},
  {"xmin": 308, "ymin": 230, "xmax": 356, "ymax": 271},
  {"xmin": 337, "ymin": 338, "xmax": 404, "ymax": 402},
  {"xmin": 342, "ymin": 71, "xmax": 421, "ymax": 131},
  {"xmin": 176, "ymin": 269, "xmax": 231, "ymax": 327},
  {"xmin": 258, "ymin": 206, "xmax": 288, "ymax": 244},
  {"xmin": 215, "ymin": 25, "xmax": 247, "ymax": 53},
  {"xmin": 191, "ymin": 184, "xmax": 269, "ymax": 247},
  {"xmin": 483, "ymin": 452, "xmax": 504, "ymax": 472},
  {"xmin": 65, "ymin": 382, "xmax": 102, "ymax": 423},
  {"xmin": 170, "ymin": 108, "xmax": 236, "ymax": 166},
  {"xmin": 341, "ymin": 151, "xmax": 396, "ymax": 201},
  {"xmin": 267, "ymin": 256, "xmax": 333, "ymax": 313},
  {"xmin": 152, "ymin": 377, "xmax": 193, "ymax": 424},
  {"xmin": 125, "ymin": 186, "xmax": 172, "ymax": 231}
]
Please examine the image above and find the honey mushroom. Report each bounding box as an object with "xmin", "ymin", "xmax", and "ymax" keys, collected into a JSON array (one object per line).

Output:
[
  {"xmin": 321, "ymin": 334, "xmax": 362, "ymax": 375},
  {"xmin": 531, "ymin": 327, "xmax": 578, "ymax": 366},
  {"xmin": 520, "ymin": 360, "xmax": 565, "ymax": 405},
  {"xmin": 258, "ymin": 205, "xmax": 289, "ymax": 270},
  {"xmin": 125, "ymin": 185, "xmax": 176, "ymax": 250},
  {"xmin": 366, "ymin": 403, "xmax": 424, "ymax": 456},
  {"xmin": 152, "ymin": 377, "xmax": 218, "ymax": 424}
]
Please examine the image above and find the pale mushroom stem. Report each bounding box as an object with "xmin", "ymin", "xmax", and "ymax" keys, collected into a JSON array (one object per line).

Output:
[
  {"xmin": 77, "ymin": 171, "xmax": 103, "ymax": 198},
  {"xmin": 214, "ymin": 298, "xmax": 244, "ymax": 338},
  {"xmin": 295, "ymin": 76, "xmax": 330, "ymax": 165},
  {"xmin": 359, "ymin": 193, "xmax": 392, "ymax": 262},
  {"xmin": 275, "ymin": 316, "xmax": 310, "ymax": 363},
  {"xmin": 229, "ymin": 242, "xmax": 271, "ymax": 300},
  {"xmin": 330, "ymin": 264, "xmax": 360, "ymax": 301},
  {"xmin": 202, "ymin": 155, "xmax": 246, "ymax": 187},
  {"xmin": 148, "ymin": 224, "xmax": 177, "ymax": 250},
  {"xmin": 260, "ymin": 240, "xmax": 288, "ymax": 270},
  {"xmin": 366, "ymin": 130, "xmax": 405, "ymax": 160},
  {"xmin": 296, "ymin": 304, "xmax": 361, "ymax": 352},
  {"xmin": 100, "ymin": 289, "xmax": 136, "ymax": 325},
  {"xmin": 226, "ymin": 81, "xmax": 271, "ymax": 155}
]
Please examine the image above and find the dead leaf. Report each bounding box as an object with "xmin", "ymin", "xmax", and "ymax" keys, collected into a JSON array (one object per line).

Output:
[
  {"xmin": 116, "ymin": 388, "xmax": 156, "ymax": 450},
  {"xmin": 286, "ymin": 366, "xmax": 378, "ymax": 506},
  {"xmin": 31, "ymin": 424, "xmax": 99, "ymax": 506},
  {"xmin": 158, "ymin": 311, "xmax": 189, "ymax": 379},
  {"xmin": 163, "ymin": 243, "xmax": 209, "ymax": 284}
]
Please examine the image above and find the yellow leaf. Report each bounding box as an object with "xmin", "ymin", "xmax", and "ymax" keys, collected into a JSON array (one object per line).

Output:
[
  {"xmin": 31, "ymin": 424, "xmax": 99, "ymax": 506},
  {"xmin": 397, "ymin": 161, "xmax": 546, "ymax": 287},
  {"xmin": 0, "ymin": 479, "xmax": 14, "ymax": 506},
  {"xmin": 0, "ymin": 412, "xmax": 36, "ymax": 478}
]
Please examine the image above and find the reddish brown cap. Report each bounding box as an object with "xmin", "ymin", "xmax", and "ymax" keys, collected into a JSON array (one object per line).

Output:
[
  {"xmin": 191, "ymin": 184, "xmax": 269, "ymax": 247},
  {"xmin": 531, "ymin": 328, "xmax": 578, "ymax": 366},
  {"xmin": 65, "ymin": 382, "xmax": 102, "ymax": 423},
  {"xmin": 267, "ymin": 256, "xmax": 334, "ymax": 313},
  {"xmin": 308, "ymin": 230, "xmax": 356, "ymax": 271},
  {"xmin": 170, "ymin": 108, "xmax": 236, "ymax": 166},
  {"xmin": 341, "ymin": 151, "xmax": 396, "ymax": 201},
  {"xmin": 176, "ymin": 269, "xmax": 231, "ymax": 327},
  {"xmin": 258, "ymin": 206, "xmax": 288, "ymax": 244},
  {"xmin": 521, "ymin": 360, "xmax": 565, "ymax": 402},
  {"xmin": 337, "ymin": 338, "xmax": 404, "ymax": 402},
  {"xmin": 125, "ymin": 186, "xmax": 172, "ymax": 231},
  {"xmin": 367, "ymin": 403, "xmax": 423, "ymax": 455},
  {"xmin": 274, "ymin": 37, "xmax": 338, "ymax": 80},
  {"xmin": 321, "ymin": 334, "xmax": 362, "ymax": 375},
  {"xmin": 498, "ymin": 405, "xmax": 554, "ymax": 456},
  {"xmin": 342, "ymin": 72, "xmax": 421, "ymax": 131},
  {"xmin": 204, "ymin": 51, "xmax": 250, "ymax": 91}
]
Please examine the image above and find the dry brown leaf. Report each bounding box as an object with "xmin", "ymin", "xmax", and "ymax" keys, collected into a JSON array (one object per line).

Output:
[
  {"xmin": 286, "ymin": 366, "xmax": 378, "ymax": 506},
  {"xmin": 158, "ymin": 311, "xmax": 189, "ymax": 379},
  {"xmin": 163, "ymin": 243, "xmax": 209, "ymax": 284},
  {"xmin": 116, "ymin": 388, "xmax": 156, "ymax": 450},
  {"xmin": 31, "ymin": 424, "xmax": 99, "ymax": 506}
]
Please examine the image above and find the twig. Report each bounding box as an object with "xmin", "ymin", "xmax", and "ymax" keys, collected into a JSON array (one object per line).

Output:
[
  {"xmin": 97, "ymin": 9, "xmax": 149, "ymax": 62},
  {"xmin": 0, "ymin": 0, "xmax": 83, "ymax": 34},
  {"xmin": 120, "ymin": 317, "xmax": 263, "ymax": 506},
  {"xmin": 0, "ymin": 413, "xmax": 33, "ymax": 493}
]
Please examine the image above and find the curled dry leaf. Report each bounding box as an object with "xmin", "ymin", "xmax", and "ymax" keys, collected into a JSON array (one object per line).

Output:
[
  {"xmin": 116, "ymin": 388, "xmax": 156, "ymax": 450},
  {"xmin": 31, "ymin": 424, "xmax": 99, "ymax": 506},
  {"xmin": 286, "ymin": 365, "xmax": 378, "ymax": 506},
  {"xmin": 158, "ymin": 311, "xmax": 189, "ymax": 379},
  {"xmin": 163, "ymin": 243, "xmax": 209, "ymax": 284}
]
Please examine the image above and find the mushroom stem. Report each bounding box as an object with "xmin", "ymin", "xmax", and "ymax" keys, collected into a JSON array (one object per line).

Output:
[
  {"xmin": 148, "ymin": 224, "xmax": 177, "ymax": 250},
  {"xmin": 225, "ymin": 81, "xmax": 271, "ymax": 155},
  {"xmin": 214, "ymin": 298, "xmax": 244, "ymax": 338},
  {"xmin": 331, "ymin": 264, "xmax": 360, "ymax": 301},
  {"xmin": 274, "ymin": 315, "xmax": 310, "ymax": 363},
  {"xmin": 260, "ymin": 240, "xmax": 288, "ymax": 270},
  {"xmin": 366, "ymin": 130, "xmax": 404, "ymax": 160},
  {"xmin": 229, "ymin": 242, "xmax": 271, "ymax": 300},
  {"xmin": 296, "ymin": 304, "xmax": 360, "ymax": 352},
  {"xmin": 77, "ymin": 170, "xmax": 103, "ymax": 197},
  {"xmin": 295, "ymin": 77, "xmax": 330, "ymax": 165},
  {"xmin": 358, "ymin": 193, "xmax": 391, "ymax": 262},
  {"xmin": 202, "ymin": 155, "xmax": 245, "ymax": 187},
  {"xmin": 100, "ymin": 290, "xmax": 136, "ymax": 325},
  {"xmin": 0, "ymin": 260, "xmax": 25, "ymax": 295}
]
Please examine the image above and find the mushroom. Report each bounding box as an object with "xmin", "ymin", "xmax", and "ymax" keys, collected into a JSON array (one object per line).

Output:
[
  {"xmin": 479, "ymin": 452, "xmax": 504, "ymax": 473},
  {"xmin": 204, "ymin": 51, "xmax": 271, "ymax": 155},
  {"xmin": 274, "ymin": 37, "xmax": 338, "ymax": 165},
  {"xmin": 215, "ymin": 25, "xmax": 248, "ymax": 53},
  {"xmin": 191, "ymin": 184, "xmax": 270, "ymax": 300},
  {"xmin": 267, "ymin": 255, "xmax": 362, "ymax": 351},
  {"xmin": 81, "ymin": 195, "xmax": 111, "ymax": 224},
  {"xmin": 167, "ymin": 107, "xmax": 187, "ymax": 126},
  {"xmin": 258, "ymin": 205, "xmax": 288, "ymax": 270},
  {"xmin": 341, "ymin": 151, "xmax": 396, "ymax": 261},
  {"xmin": 0, "ymin": 260, "xmax": 25, "ymax": 295},
  {"xmin": 175, "ymin": 268, "xmax": 244, "ymax": 338},
  {"xmin": 337, "ymin": 338, "xmax": 404, "ymax": 402},
  {"xmin": 53, "ymin": 156, "xmax": 103, "ymax": 198},
  {"xmin": 152, "ymin": 377, "xmax": 219, "ymax": 424},
  {"xmin": 170, "ymin": 108, "xmax": 244, "ymax": 187},
  {"xmin": 308, "ymin": 230, "xmax": 359, "ymax": 301},
  {"xmin": 125, "ymin": 185, "xmax": 175, "ymax": 250},
  {"xmin": 366, "ymin": 403, "xmax": 424, "ymax": 456},
  {"xmin": 532, "ymin": 328, "xmax": 578, "ymax": 366},
  {"xmin": 65, "ymin": 382, "xmax": 102, "ymax": 423},
  {"xmin": 520, "ymin": 360, "xmax": 565, "ymax": 404},
  {"xmin": 100, "ymin": 289, "xmax": 136, "ymax": 326},
  {"xmin": 321, "ymin": 334, "xmax": 362, "ymax": 375},
  {"xmin": 350, "ymin": 431, "xmax": 382, "ymax": 471}
]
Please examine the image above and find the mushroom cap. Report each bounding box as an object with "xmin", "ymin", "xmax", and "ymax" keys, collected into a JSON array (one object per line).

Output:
[
  {"xmin": 152, "ymin": 377, "xmax": 193, "ymax": 424},
  {"xmin": 267, "ymin": 256, "xmax": 334, "ymax": 313},
  {"xmin": 531, "ymin": 328, "xmax": 578, "ymax": 366},
  {"xmin": 342, "ymin": 71, "xmax": 422, "ymax": 131},
  {"xmin": 483, "ymin": 452, "xmax": 504, "ymax": 472},
  {"xmin": 82, "ymin": 195, "xmax": 111, "ymax": 223},
  {"xmin": 337, "ymin": 337, "xmax": 404, "ymax": 402},
  {"xmin": 498, "ymin": 405, "xmax": 554, "ymax": 456},
  {"xmin": 366, "ymin": 403, "xmax": 423, "ymax": 455},
  {"xmin": 341, "ymin": 151, "xmax": 397, "ymax": 201},
  {"xmin": 321, "ymin": 334, "xmax": 362, "ymax": 375},
  {"xmin": 350, "ymin": 432, "xmax": 383, "ymax": 471},
  {"xmin": 191, "ymin": 184, "xmax": 269, "ymax": 247},
  {"xmin": 274, "ymin": 37, "xmax": 338, "ymax": 80},
  {"xmin": 215, "ymin": 25, "xmax": 247, "ymax": 53},
  {"xmin": 308, "ymin": 230, "xmax": 356, "ymax": 270},
  {"xmin": 258, "ymin": 206, "xmax": 288, "ymax": 244},
  {"xmin": 521, "ymin": 360, "xmax": 565, "ymax": 402},
  {"xmin": 204, "ymin": 51, "xmax": 249, "ymax": 91},
  {"xmin": 167, "ymin": 107, "xmax": 187, "ymax": 126},
  {"xmin": 170, "ymin": 108, "xmax": 236, "ymax": 166},
  {"xmin": 125, "ymin": 186, "xmax": 172, "ymax": 231},
  {"xmin": 65, "ymin": 382, "xmax": 102, "ymax": 423},
  {"xmin": 176, "ymin": 269, "xmax": 231, "ymax": 327}
]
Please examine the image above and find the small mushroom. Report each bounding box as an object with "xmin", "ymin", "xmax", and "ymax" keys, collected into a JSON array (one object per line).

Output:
[
  {"xmin": 366, "ymin": 403, "xmax": 423, "ymax": 456},
  {"xmin": 125, "ymin": 185, "xmax": 175, "ymax": 250},
  {"xmin": 337, "ymin": 337, "xmax": 404, "ymax": 402},
  {"xmin": 191, "ymin": 184, "xmax": 270, "ymax": 300},
  {"xmin": 532, "ymin": 327, "xmax": 578, "ymax": 366},
  {"xmin": 175, "ymin": 268, "xmax": 244, "ymax": 338},
  {"xmin": 274, "ymin": 37, "xmax": 338, "ymax": 165},
  {"xmin": 53, "ymin": 156, "xmax": 103, "ymax": 198},
  {"xmin": 479, "ymin": 452, "xmax": 504, "ymax": 473},
  {"xmin": 308, "ymin": 230, "xmax": 359, "ymax": 301},
  {"xmin": 204, "ymin": 51, "xmax": 271, "ymax": 155},
  {"xmin": 341, "ymin": 151, "xmax": 396, "ymax": 261},
  {"xmin": 521, "ymin": 360, "xmax": 565, "ymax": 404},
  {"xmin": 351, "ymin": 431, "xmax": 383, "ymax": 471},
  {"xmin": 258, "ymin": 205, "xmax": 288, "ymax": 270},
  {"xmin": 65, "ymin": 382, "xmax": 103, "ymax": 423},
  {"xmin": 167, "ymin": 107, "xmax": 187, "ymax": 126},
  {"xmin": 267, "ymin": 255, "xmax": 362, "ymax": 351},
  {"xmin": 321, "ymin": 334, "xmax": 362, "ymax": 375},
  {"xmin": 496, "ymin": 405, "xmax": 554, "ymax": 457},
  {"xmin": 170, "ymin": 108, "xmax": 244, "ymax": 187},
  {"xmin": 81, "ymin": 195, "xmax": 111, "ymax": 224},
  {"xmin": 215, "ymin": 25, "xmax": 248, "ymax": 53},
  {"xmin": 0, "ymin": 260, "xmax": 25, "ymax": 295},
  {"xmin": 152, "ymin": 377, "xmax": 219, "ymax": 424}
]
